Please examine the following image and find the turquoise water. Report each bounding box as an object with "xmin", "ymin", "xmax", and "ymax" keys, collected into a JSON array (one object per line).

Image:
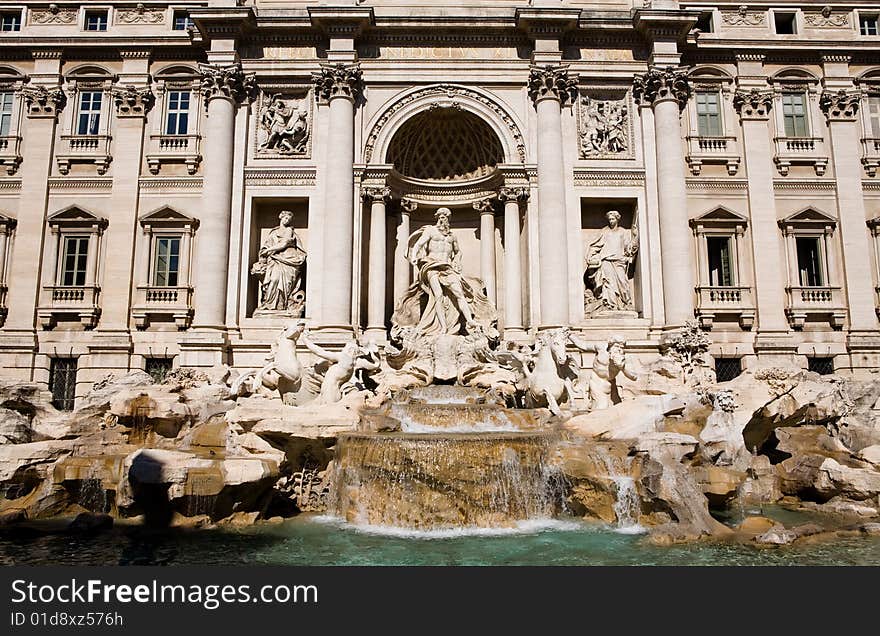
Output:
[{"xmin": 2, "ymin": 514, "xmax": 879, "ymax": 566}]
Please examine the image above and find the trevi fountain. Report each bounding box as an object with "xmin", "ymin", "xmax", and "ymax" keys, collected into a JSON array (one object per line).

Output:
[{"xmin": 1, "ymin": 204, "xmax": 879, "ymax": 566}]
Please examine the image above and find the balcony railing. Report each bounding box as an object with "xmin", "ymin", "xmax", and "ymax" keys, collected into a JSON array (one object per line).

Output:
[
  {"xmin": 685, "ymin": 135, "xmax": 740, "ymax": 175},
  {"xmin": 146, "ymin": 134, "xmax": 201, "ymax": 175},
  {"xmin": 695, "ymin": 285, "xmax": 755, "ymax": 329},
  {"xmin": 0, "ymin": 135, "xmax": 22, "ymax": 175},
  {"xmin": 56, "ymin": 134, "xmax": 112, "ymax": 175},
  {"xmin": 37, "ymin": 285, "xmax": 101, "ymax": 329},
  {"xmin": 773, "ymin": 136, "xmax": 828, "ymax": 176},
  {"xmin": 785, "ymin": 285, "xmax": 846, "ymax": 329},
  {"xmin": 132, "ymin": 284, "xmax": 194, "ymax": 330},
  {"xmin": 861, "ymin": 137, "xmax": 880, "ymax": 176}
]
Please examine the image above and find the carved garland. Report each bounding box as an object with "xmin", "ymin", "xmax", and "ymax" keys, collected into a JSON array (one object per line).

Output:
[{"xmin": 364, "ymin": 85, "xmax": 527, "ymax": 164}]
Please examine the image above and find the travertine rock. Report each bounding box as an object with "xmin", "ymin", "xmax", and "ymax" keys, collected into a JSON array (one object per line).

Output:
[
  {"xmin": 563, "ymin": 394, "xmax": 685, "ymax": 439},
  {"xmin": 814, "ymin": 458, "xmax": 880, "ymax": 501}
]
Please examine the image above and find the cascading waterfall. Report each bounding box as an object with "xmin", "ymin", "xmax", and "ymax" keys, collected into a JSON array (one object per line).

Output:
[
  {"xmin": 591, "ymin": 449, "xmax": 643, "ymax": 532},
  {"xmin": 77, "ymin": 477, "xmax": 109, "ymax": 513}
]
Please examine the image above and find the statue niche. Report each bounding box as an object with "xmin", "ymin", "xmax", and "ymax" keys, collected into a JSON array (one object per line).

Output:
[
  {"xmin": 584, "ymin": 209, "xmax": 638, "ymax": 317},
  {"xmin": 251, "ymin": 210, "xmax": 306, "ymax": 317}
]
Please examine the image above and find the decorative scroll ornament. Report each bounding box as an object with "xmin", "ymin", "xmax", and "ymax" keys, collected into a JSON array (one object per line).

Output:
[
  {"xmin": 30, "ymin": 5, "xmax": 77, "ymax": 25},
  {"xmin": 361, "ymin": 186, "xmax": 392, "ymax": 203},
  {"xmin": 111, "ymin": 85, "xmax": 154, "ymax": 117},
  {"xmin": 117, "ymin": 4, "xmax": 165, "ymax": 25},
  {"xmin": 733, "ymin": 89, "xmax": 774, "ymax": 118},
  {"xmin": 498, "ymin": 186, "xmax": 529, "ymax": 203},
  {"xmin": 472, "ymin": 198, "xmax": 495, "ymax": 214},
  {"xmin": 528, "ymin": 65, "xmax": 578, "ymax": 106},
  {"xmin": 632, "ymin": 67, "xmax": 690, "ymax": 109},
  {"xmin": 18, "ymin": 85, "xmax": 66, "ymax": 118},
  {"xmin": 199, "ymin": 63, "xmax": 257, "ymax": 105},
  {"xmin": 578, "ymin": 95, "xmax": 628, "ymax": 157},
  {"xmin": 804, "ymin": 7, "xmax": 850, "ymax": 28},
  {"xmin": 312, "ymin": 63, "xmax": 363, "ymax": 102},
  {"xmin": 258, "ymin": 94, "xmax": 310, "ymax": 154},
  {"xmin": 720, "ymin": 6, "xmax": 766, "ymax": 27},
  {"xmin": 820, "ymin": 89, "xmax": 860, "ymax": 120}
]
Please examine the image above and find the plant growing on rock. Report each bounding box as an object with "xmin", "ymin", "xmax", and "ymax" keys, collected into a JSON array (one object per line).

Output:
[{"xmin": 660, "ymin": 320, "xmax": 714, "ymax": 386}]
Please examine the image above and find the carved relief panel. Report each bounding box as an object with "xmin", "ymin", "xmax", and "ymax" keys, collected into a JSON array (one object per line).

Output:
[
  {"xmin": 253, "ymin": 87, "xmax": 312, "ymax": 159},
  {"xmin": 577, "ymin": 90, "xmax": 632, "ymax": 160}
]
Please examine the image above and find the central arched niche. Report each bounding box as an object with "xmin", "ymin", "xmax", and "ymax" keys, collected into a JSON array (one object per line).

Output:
[{"xmin": 385, "ymin": 107, "xmax": 505, "ymax": 181}]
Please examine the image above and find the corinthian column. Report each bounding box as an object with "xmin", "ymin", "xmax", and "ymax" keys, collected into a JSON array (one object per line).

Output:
[
  {"xmin": 194, "ymin": 63, "xmax": 254, "ymax": 328},
  {"xmin": 529, "ymin": 64, "xmax": 577, "ymax": 328},
  {"xmin": 393, "ymin": 199, "xmax": 416, "ymax": 306},
  {"xmin": 821, "ymin": 88, "xmax": 878, "ymax": 332},
  {"xmin": 363, "ymin": 186, "xmax": 391, "ymax": 339},
  {"xmin": 499, "ymin": 187, "xmax": 528, "ymax": 333},
  {"xmin": 313, "ymin": 63, "xmax": 363, "ymax": 330},
  {"xmin": 633, "ymin": 67, "xmax": 694, "ymax": 327},
  {"xmin": 473, "ymin": 198, "xmax": 497, "ymax": 304}
]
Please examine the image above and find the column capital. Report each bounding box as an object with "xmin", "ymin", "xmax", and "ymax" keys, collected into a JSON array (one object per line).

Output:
[
  {"xmin": 733, "ymin": 88, "xmax": 774, "ymax": 120},
  {"xmin": 473, "ymin": 198, "xmax": 495, "ymax": 215},
  {"xmin": 632, "ymin": 66, "xmax": 690, "ymax": 110},
  {"xmin": 498, "ymin": 186, "xmax": 530, "ymax": 203},
  {"xmin": 528, "ymin": 64, "xmax": 578, "ymax": 106},
  {"xmin": 313, "ymin": 62, "xmax": 364, "ymax": 103},
  {"xmin": 400, "ymin": 198, "xmax": 418, "ymax": 214},
  {"xmin": 820, "ymin": 89, "xmax": 861, "ymax": 122},
  {"xmin": 198, "ymin": 62, "xmax": 256, "ymax": 106},
  {"xmin": 18, "ymin": 84, "xmax": 66, "ymax": 119},
  {"xmin": 361, "ymin": 186, "xmax": 392, "ymax": 204},
  {"xmin": 111, "ymin": 84, "xmax": 155, "ymax": 118}
]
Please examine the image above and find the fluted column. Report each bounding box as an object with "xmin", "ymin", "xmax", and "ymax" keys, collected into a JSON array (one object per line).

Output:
[
  {"xmin": 313, "ymin": 63, "xmax": 363, "ymax": 329},
  {"xmin": 820, "ymin": 89, "xmax": 878, "ymax": 332},
  {"xmin": 393, "ymin": 198, "xmax": 416, "ymax": 306},
  {"xmin": 363, "ymin": 186, "xmax": 391, "ymax": 339},
  {"xmin": 499, "ymin": 187, "xmax": 527, "ymax": 332},
  {"xmin": 193, "ymin": 63, "xmax": 254, "ymax": 328},
  {"xmin": 529, "ymin": 64, "xmax": 577, "ymax": 328},
  {"xmin": 633, "ymin": 67, "xmax": 694, "ymax": 327},
  {"xmin": 6, "ymin": 79, "xmax": 65, "ymax": 331},
  {"xmin": 474, "ymin": 198, "xmax": 497, "ymax": 303}
]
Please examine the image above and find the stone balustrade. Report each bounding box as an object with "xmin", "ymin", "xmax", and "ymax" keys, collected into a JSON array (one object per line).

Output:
[
  {"xmin": 773, "ymin": 135, "xmax": 828, "ymax": 175},
  {"xmin": 131, "ymin": 284, "xmax": 194, "ymax": 330},
  {"xmin": 785, "ymin": 285, "xmax": 846, "ymax": 329},
  {"xmin": 37, "ymin": 285, "xmax": 101, "ymax": 329},
  {"xmin": 695, "ymin": 285, "xmax": 755, "ymax": 330},
  {"xmin": 56, "ymin": 134, "xmax": 112, "ymax": 175},
  {"xmin": 146, "ymin": 133, "xmax": 202, "ymax": 175},
  {"xmin": 685, "ymin": 134, "xmax": 740, "ymax": 175}
]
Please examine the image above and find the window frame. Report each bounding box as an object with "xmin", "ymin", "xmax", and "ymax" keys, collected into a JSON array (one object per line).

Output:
[
  {"xmin": 795, "ymin": 235, "xmax": 826, "ymax": 287},
  {"xmin": 76, "ymin": 89, "xmax": 103, "ymax": 136},
  {"xmin": 82, "ymin": 8, "xmax": 111, "ymax": 32},
  {"xmin": 780, "ymin": 91, "xmax": 810, "ymax": 137},
  {"xmin": 771, "ymin": 9, "xmax": 800, "ymax": 35},
  {"xmin": 151, "ymin": 234, "xmax": 182, "ymax": 287},
  {"xmin": 0, "ymin": 8, "xmax": 24, "ymax": 32},
  {"xmin": 857, "ymin": 10, "xmax": 880, "ymax": 36},
  {"xmin": 778, "ymin": 208, "xmax": 839, "ymax": 291},
  {"xmin": 695, "ymin": 89, "xmax": 724, "ymax": 137},
  {"xmin": 62, "ymin": 69, "xmax": 114, "ymax": 138},
  {"xmin": 59, "ymin": 234, "xmax": 90, "ymax": 287},
  {"xmin": 171, "ymin": 9, "xmax": 194, "ymax": 31},
  {"xmin": 49, "ymin": 357, "xmax": 78, "ymax": 411},
  {"xmin": 0, "ymin": 90, "xmax": 15, "ymax": 136},
  {"xmin": 164, "ymin": 89, "xmax": 191, "ymax": 135},
  {"xmin": 45, "ymin": 205, "xmax": 108, "ymax": 290}
]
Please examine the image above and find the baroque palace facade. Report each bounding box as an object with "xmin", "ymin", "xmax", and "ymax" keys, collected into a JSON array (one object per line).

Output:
[{"xmin": 2, "ymin": 0, "xmax": 880, "ymax": 406}]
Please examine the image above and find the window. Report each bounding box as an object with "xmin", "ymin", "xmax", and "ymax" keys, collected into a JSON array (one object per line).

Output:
[
  {"xmin": 774, "ymin": 12, "xmax": 797, "ymax": 35},
  {"xmin": 807, "ymin": 357, "xmax": 834, "ymax": 375},
  {"xmin": 867, "ymin": 96, "xmax": 880, "ymax": 137},
  {"xmin": 60, "ymin": 236, "xmax": 89, "ymax": 287},
  {"xmin": 145, "ymin": 358, "xmax": 173, "ymax": 383},
  {"xmin": 796, "ymin": 237, "xmax": 824, "ymax": 287},
  {"xmin": 172, "ymin": 10, "xmax": 194, "ymax": 31},
  {"xmin": 84, "ymin": 10, "xmax": 109, "ymax": 32},
  {"xmin": 695, "ymin": 90, "xmax": 722, "ymax": 137},
  {"xmin": 153, "ymin": 236, "xmax": 181, "ymax": 287},
  {"xmin": 77, "ymin": 91, "xmax": 102, "ymax": 135},
  {"xmin": 860, "ymin": 14, "xmax": 879, "ymax": 36},
  {"xmin": 49, "ymin": 358, "xmax": 77, "ymax": 411},
  {"xmin": 714, "ymin": 357, "xmax": 742, "ymax": 382},
  {"xmin": 0, "ymin": 11, "xmax": 22, "ymax": 32},
  {"xmin": 165, "ymin": 91, "xmax": 190, "ymax": 135},
  {"xmin": 782, "ymin": 93, "xmax": 809, "ymax": 137},
  {"xmin": 0, "ymin": 92, "xmax": 12, "ymax": 136},
  {"xmin": 707, "ymin": 236, "xmax": 734, "ymax": 286},
  {"xmin": 695, "ymin": 12, "xmax": 713, "ymax": 34}
]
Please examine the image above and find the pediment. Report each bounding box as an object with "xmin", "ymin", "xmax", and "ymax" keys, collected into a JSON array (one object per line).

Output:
[
  {"xmin": 779, "ymin": 206, "xmax": 837, "ymax": 227},
  {"xmin": 48, "ymin": 205, "xmax": 107, "ymax": 228},
  {"xmin": 690, "ymin": 205, "xmax": 748, "ymax": 227},
  {"xmin": 139, "ymin": 205, "xmax": 198, "ymax": 228}
]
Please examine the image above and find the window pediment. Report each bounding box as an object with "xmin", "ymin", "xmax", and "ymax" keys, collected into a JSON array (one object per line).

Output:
[
  {"xmin": 48, "ymin": 205, "xmax": 107, "ymax": 230},
  {"xmin": 139, "ymin": 205, "xmax": 198, "ymax": 230},
  {"xmin": 779, "ymin": 206, "xmax": 837, "ymax": 232},
  {"xmin": 690, "ymin": 205, "xmax": 748, "ymax": 229}
]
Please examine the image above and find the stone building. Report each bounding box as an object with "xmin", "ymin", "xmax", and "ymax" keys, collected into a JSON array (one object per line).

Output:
[{"xmin": 1, "ymin": 0, "xmax": 880, "ymax": 407}]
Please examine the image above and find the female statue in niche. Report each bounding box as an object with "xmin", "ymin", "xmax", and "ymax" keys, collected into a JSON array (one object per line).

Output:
[
  {"xmin": 251, "ymin": 210, "xmax": 307, "ymax": 316},
  {"xmin": 584, "ymin": 209, "xmax": 638, "ymax": 315}
]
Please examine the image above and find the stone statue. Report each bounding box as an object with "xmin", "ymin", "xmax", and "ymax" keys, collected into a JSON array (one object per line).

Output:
[
  {"xmin": 300, "ymin": 330, "xmax": 381, "ymax": 405},
  {"xmin": 580, "ymin": 96, "xmax": 628, "ymax": 157},
  {"xmin": 569, "ymin": 332, "xmax": 638, "ymax": 410},
  {"xmin": 230, "ymin": 321, "xmax": 305, "ymax": 404},
  {"xmin": 252, "ymin": 210, "xmax": 306, "ymax": 316},
  {"xmin": 259, "ymin": 95, "xmax": 309, "ymax": 154},
  {"xmin": 584, "ymin": 210, "xmax": 638, "ymax": 315},
  {"xmin": 392, "ymin": 207, "xmax": 497, "ymax": 336},
  {"xmin": 502, "ymin": 328, "xmax": 578, "ymax": 416}
]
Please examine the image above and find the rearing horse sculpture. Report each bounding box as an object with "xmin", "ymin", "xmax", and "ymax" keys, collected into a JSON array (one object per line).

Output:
[
  {"xmin": 514, "ymin": 328, "xmax": 578, "ymax": 416},
  {"xmin": 231, "ymin": 321, "xmax": 305, "ymax": 403}
]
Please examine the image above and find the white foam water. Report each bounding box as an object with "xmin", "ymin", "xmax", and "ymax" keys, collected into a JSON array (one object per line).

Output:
[{"xmin": 310, "ymin": 515, "xmax": 586, "ymax": 539}]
